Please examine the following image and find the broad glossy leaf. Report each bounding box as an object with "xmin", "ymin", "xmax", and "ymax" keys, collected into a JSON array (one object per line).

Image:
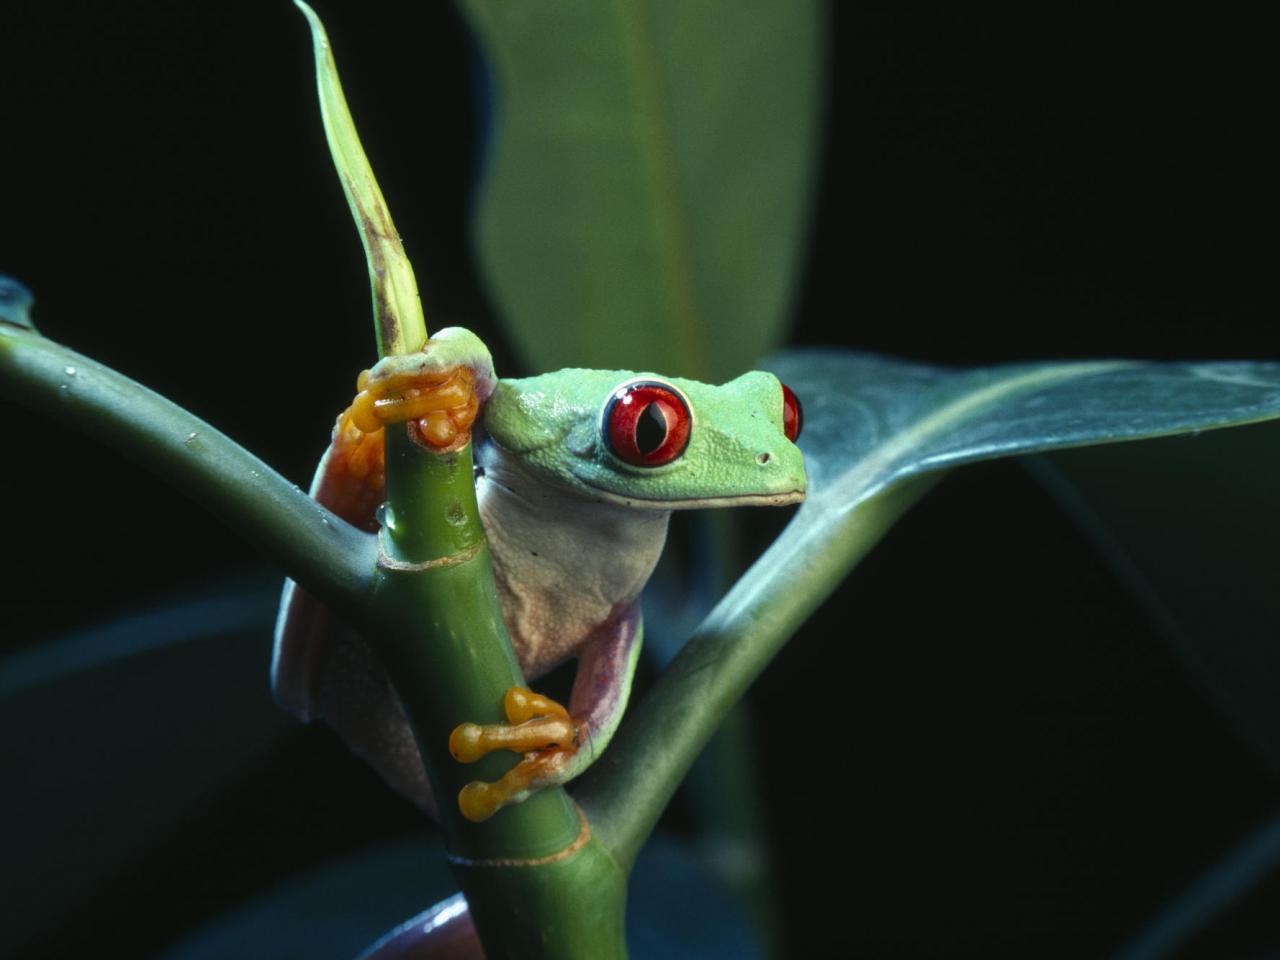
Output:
[
  {"xmin": 768, "ymin": 350, "xmax": 1280, "ymax": 514},
  {"xmin": 458, "ymin": 0, "xmax": 822, "ymax": 380}
]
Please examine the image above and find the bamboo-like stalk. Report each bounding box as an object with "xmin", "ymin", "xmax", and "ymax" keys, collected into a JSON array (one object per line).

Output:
[
  {"xmin": 369, "ymin": 427, "xmax": 626, "ymax": 954},
  {"xmin": 294, "ymin": 4, "xmax": 628, "ymax": 954},
  {"xmin": 369, "ymin": 430, "xmax": 586, "ymax": 860}
]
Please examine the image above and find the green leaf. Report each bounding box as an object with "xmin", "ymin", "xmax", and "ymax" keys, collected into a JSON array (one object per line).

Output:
[
  {"xmin": 458, "ymin": 0, "xmax": 823, "ymax": 380},
  {"xmin": 768, "ymin": 350, "xmax": 1280, "ymax": 508},
  {"xmin": 295, "ymin": 1, "xmax": 426, "ymax": 356},
  {"xmin": 585, "ymin": 350, "xmax": 1280, "ymax": 866}
]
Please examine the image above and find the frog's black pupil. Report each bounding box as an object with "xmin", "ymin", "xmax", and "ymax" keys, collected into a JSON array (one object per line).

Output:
[{"xmin": 635, "ymin": 402, "xmax": 667, "ymax": 455}]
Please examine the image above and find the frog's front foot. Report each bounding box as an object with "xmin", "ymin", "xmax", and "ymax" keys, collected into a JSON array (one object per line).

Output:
[
  {"xmin": 349, "ymin": 362, "xmax": 479, "ymax": 453},
  {"xmin": 448, "ymin": 687, "xmax": 584, "ymax": 822},
  {"xmin": 345, "ymin": 327, "xmax": 496, "ymax": 453}
]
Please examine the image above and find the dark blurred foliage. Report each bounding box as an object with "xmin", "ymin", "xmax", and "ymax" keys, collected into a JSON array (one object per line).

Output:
[{"xmin": 2, "ymin": 1, "xmax": 1279, "ymax": 957}]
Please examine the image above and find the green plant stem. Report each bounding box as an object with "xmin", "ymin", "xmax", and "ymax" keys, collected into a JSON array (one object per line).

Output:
[
  {"xmin": 367, "ymin": 430, "xmax": 626, "ymax": 959},
  {"xmin": 293, "ymin": 4, "xmax": 629, "ymax": 952},
  {"xmin": 0, "ymin": 323, "xmax": 374, "ymax": 618},
  {"xmin": 454, "ymin": 836, "xmax": 628, "ymax": 958},
  {"xmin": 370, "ymin": 429, "xmax": 582, "ymax": 862},
  {"xmin": 579, "ymin": 473, "xmax": 942, "ymax": 871}
]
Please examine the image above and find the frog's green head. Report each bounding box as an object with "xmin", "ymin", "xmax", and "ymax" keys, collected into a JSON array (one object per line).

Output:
[{"xmin": 483, "ymin": 369, "xmax": 807, "ymax": 509}]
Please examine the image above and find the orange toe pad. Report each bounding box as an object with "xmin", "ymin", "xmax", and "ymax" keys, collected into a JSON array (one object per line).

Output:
[
  {"xmin": 349, "ymin": 364, "xmax": 479, "ymax": 453},
  {"xmin": 449, "ymin": 686, "xmax": 583, "ymax": 822}
]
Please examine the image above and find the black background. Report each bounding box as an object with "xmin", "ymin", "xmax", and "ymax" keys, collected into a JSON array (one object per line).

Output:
[{"xmin": 3, "ymin": 2, "xmax": 1280, "ymax": 957}]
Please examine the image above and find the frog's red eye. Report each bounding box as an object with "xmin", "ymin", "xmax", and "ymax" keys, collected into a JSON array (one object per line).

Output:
[
  {"xmin": 781, "ymin": 383, "xmax": 803, "ymax": 443},
  {"xmin": 603, "ymin": 381, "xmax": 692, "ymax": 467}
]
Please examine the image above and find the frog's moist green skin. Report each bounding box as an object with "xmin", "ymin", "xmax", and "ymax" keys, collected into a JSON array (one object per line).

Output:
[
  {"xmin": 484, "ymin": 369, "xmax": 807, "ymax": 509},
  {"xmin": 272, "ymin": 329, "xmax": 806, "ymax": 819}
]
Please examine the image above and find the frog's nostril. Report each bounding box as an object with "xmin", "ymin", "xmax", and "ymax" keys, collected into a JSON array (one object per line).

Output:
[{"xmin": 756, "ymin": 452, "xmax": 771, "ymax": 464}]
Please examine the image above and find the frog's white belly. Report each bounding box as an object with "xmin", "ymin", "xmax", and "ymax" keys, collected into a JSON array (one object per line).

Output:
[{"xmin": 476, "ymin": 440, "xmax": 670, "ymax": 679}]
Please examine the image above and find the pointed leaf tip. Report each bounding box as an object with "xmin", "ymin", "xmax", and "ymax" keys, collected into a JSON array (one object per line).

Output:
[
  {"xmin": 292, "ymin": 0, "xmax": 329, "ymax": 50},
  {"xmin": 294, "ymin": 0, "xmax": 426, "ymax": 356}
]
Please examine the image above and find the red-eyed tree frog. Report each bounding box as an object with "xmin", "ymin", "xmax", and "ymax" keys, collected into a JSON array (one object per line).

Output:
[{"xmin": 273, "ymin": 328, "xmax": 807, "ymax": 821}]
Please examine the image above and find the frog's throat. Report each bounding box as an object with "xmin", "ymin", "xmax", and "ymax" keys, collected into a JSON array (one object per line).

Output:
[
  {"xmin": 476, "ymin": 439, "xmax": 672, "ymax": 678},
  {"xmin": 575, "ymin": 484, "xmax": 805, "ymax": 510}
]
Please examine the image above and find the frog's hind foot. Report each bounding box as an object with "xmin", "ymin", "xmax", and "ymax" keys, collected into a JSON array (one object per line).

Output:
[{"xmin": 448, "ymin": 687, "xmax": 584, "ymax": 822}]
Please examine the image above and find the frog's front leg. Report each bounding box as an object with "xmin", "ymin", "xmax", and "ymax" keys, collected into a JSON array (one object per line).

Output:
[{"xmin": 448, "ymin": 610, "xmax": 644, "ymax": 822}]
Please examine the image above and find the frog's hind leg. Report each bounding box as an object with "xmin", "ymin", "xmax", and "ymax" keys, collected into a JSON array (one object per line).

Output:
[
  {"xmin": 272, "ymin": 402, "xmax": 386, "ymax": 721},
  {"xmin": 566, "ymin": 609, "xmax": 645, "ymax": 767},
  {"xmin": 271, "ymin": 407, "xmax": 438, "ymax": 815},
  {"xmin": 448, "ymin": 609, "xmax": 644, "ymax": 822},
  {"xmin": 271, "ymin": 381, "xmax": 451, "ymax": 815}
]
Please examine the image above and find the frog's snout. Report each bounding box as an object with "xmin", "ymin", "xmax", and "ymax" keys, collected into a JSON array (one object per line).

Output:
[{"xmin": 749, "ymin": 441, "xmax": 807, "ymax": 504}]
